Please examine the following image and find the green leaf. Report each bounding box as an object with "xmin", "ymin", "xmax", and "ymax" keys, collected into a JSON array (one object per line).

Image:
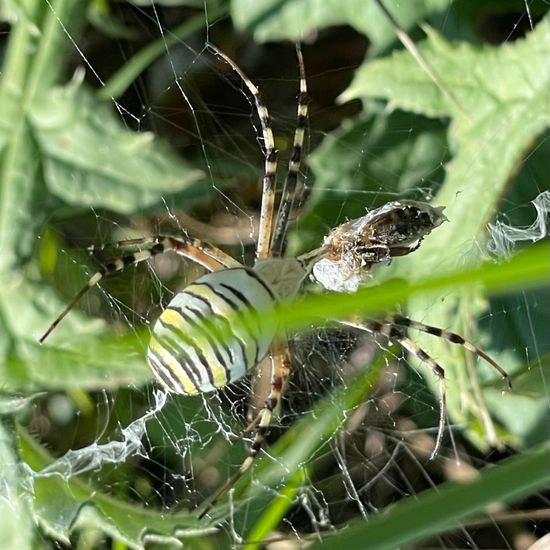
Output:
[
  {"xmin": 309, "ymin": 443, "xmax": 550, "ymax": 549},
  {"xmin": 342, "ymin": 15, "xmax": 550, "ymax": 448},
  {"xmin": 17, "ymin": 425, "xmax": 213, "ymax": 548},
  {"xmin": 0, "ymin": 123, "xmax": 43, "ymax": 268},
  {"xmin": 0, "ymin": 420, "xmax": 33, "ymax": 550},
  {"xmin": 2, "ymin": 334, "xmax": 151, "ymax": 392},
  {"xmin": 232, "ymin": 0, "xmax": 452, "ymax": 53},
  {"xmin": 343, "ymin": 17, "xmax": 550, "ymax": 256},
  {"xmin": 0, "ymin": 393, "xmax": 45, "ymax": 415},
  {"xmin": 276, "ymin": 244, "xmax": 549, "ymax": 334},
  {"xmin": 29, "ymin": 75, "xmax": 206, "ymax": 214},
  {"xmin": 0, "ymin": 273, "xmax": 151, "ymax": 392},
  {"xmin": 0, "ymin": 1, "xmax": 85, "ymax": 270}
]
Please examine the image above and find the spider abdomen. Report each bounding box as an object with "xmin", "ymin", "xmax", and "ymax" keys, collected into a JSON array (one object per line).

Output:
[{"xmin": 147, "ymin": 268, "xmax": 277, "ymax": 395}]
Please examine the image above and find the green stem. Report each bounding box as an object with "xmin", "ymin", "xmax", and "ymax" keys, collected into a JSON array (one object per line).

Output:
[
  {"xmin": 0, "ymin": 0, "xmax": 87, "ymax": 269},
  {"xmin": 0, "ymin": 5, "xmax": 40, "ymax": 119},
  {"xmin": 25, "ymin": 0, "xmax": 81, "ymax": 97},
  {"xmin": 0, "ymin": 1, "xmax": 42, "ymax": 268},
  {"xmin": 277, "ymin": 243, "xmax": 549, "ymax": 335},
  {"xmin": 243, "ymin": 469, "xmax": 305, "ymax": 550},
  {"xmin": 99, "ymin": 3, "xmax": 229, "ymax": 101}
]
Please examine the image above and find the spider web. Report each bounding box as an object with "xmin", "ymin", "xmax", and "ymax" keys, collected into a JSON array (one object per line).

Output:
[{"xmin": 7, "ymin": 1, "xmax": 550, "ymax": 548}]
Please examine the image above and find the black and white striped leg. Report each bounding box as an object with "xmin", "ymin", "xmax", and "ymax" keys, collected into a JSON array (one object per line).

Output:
[
  {"xmin": 395, "ymin": 333, "xmax": 447, "ymax": 457},
  {"xmin": 342, "ymin": 314, "xmax": 510, "ymax": 456},
  {"xmin": 199, "ymin": 339, "xmax": 292, "ymax": 518},
  {"xmin": 387, "ymin": 314, "xmax": 511, "ymax": 389},
  {"xmin": 270, "ymin": 44, "xmax": 309, "ymax": 257},
  {"xmin": 342, "ymin": 320, "xmax": 448, "ymax": 455},
  {"xmin": 207, "ymin": 44, "xmax": 278, "ymax": 260},
  {"xmin": 249, "ymin": 43, "xmax": 308, "ymax": 431},
  {"xmin": 112, "ymin": 236, "xmax": 243, "ymax": 271},
  {"xmin": 39, "ymin": 235, "xmax": 240, "ymax": 343}
]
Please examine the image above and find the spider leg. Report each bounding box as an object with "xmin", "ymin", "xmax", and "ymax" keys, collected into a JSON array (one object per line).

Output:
[
  {"xmin": 343, "ymin": 312, "xmax": 510, "ymax": 456},
  {"xmin": 111, "ymin": 236, "xmax": 242, "ymax": 270},
  {"xmin": 198, "ymin": 338, "xmax": 292, "ymax": 519},
  {"xmin": 39, "ymin": 235, "xmax": 240, "ymax": 343},
  {"xmin": 248, "ymin": 45, "xmax": 309, "ymax": 424},
  {"xmin": 270, "ymin": 44, "xmax": 309, "ymax": 257},
  {"xmin": 395, "ymin": 333, "xmax": 446, "ymax": 458},
  {"xmin": 208, "ymin": 44, "xmax": 278, "ymax": 260},
  {"xmin": 341, "ymin": 320, "xmax": 447, "ymax": 456},
  {"xmin": 247, "ymin": 355, "xmax": 274, "ymax": 421},
  {"xmin": 387, "ymin": 314, "xmax": 511, "ymax": 389}
]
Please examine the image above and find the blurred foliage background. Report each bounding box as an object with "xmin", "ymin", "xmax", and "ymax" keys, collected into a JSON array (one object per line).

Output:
[{"xmin": 0, "ymin": 0, "xmax": 549, "ymax": 548}]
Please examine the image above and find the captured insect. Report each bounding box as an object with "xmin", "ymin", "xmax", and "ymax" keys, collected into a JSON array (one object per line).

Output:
[{"xmin": 40, "ymin": 44, "xmax": 510, "ymax": 518}]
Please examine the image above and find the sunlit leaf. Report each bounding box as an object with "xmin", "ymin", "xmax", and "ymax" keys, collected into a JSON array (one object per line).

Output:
[
  {"xmin": 18, "ymin": 426, "xmax": 213, "ymax": 549},
  {"xmin": 30, "ymin": 76, "xmax": 206, "ymax": 214},
  {"xmin": 342, "ymin": 15, "xmax": 550, "ymax": 448},
  {"xmin": 232, "ymin": 0, "xmax": 452, "ymax": 53}
]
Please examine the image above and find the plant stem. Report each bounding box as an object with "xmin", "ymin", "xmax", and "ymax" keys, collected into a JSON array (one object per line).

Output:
[{"xmin": 0, "ymin": 0, "xmax": 87, "ymax": 269}]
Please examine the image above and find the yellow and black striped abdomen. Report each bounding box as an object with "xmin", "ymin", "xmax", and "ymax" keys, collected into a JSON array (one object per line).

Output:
[{"xmin": 147, "ymin": 268, "xmax": 277, "ymax": 395}]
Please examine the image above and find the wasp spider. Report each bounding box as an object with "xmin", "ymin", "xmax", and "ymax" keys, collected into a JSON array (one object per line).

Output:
[{"xmin": 40, "ymin": 44, "xmax": 510, "ymax": 518}]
